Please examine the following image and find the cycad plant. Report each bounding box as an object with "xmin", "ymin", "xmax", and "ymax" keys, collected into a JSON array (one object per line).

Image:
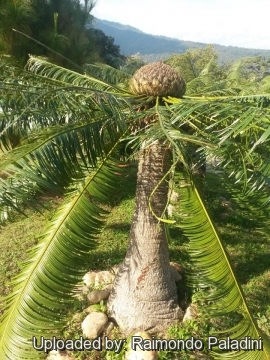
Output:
[{"xmin": 0, "ymin": 54, "xmax": 270, "ymax": 359}]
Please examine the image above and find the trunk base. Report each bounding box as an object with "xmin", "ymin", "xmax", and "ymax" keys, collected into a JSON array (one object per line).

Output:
[{"xmin": 107, "ymin": 264, "xmax": 183, "ymax": 333}]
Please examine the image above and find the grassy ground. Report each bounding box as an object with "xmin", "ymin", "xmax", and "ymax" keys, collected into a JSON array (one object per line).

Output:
[
  {"xmin": 0, "ymin": 166, "xmax": 270, "ymax": 359},
  {"xmin": 0, "ymin": 195, "xmax": 63, "ymax": 301}
]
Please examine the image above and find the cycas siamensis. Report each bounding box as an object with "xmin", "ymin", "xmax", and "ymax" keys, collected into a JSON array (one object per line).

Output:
[{"xmin": 107, "ymin": 62, "xmax": 187, "ymax": 332}]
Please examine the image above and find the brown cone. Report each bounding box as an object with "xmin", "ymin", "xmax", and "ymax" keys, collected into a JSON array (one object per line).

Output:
[{"xmin": 130, "ymin": 61, "xmax": 186, "ymax": 98}]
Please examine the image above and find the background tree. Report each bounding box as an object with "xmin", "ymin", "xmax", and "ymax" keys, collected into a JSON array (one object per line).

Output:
[
  {"xmin": 165, "ymin": 45, "xmax": 225, "ymax": 82},
  {"xmin": 0, "ymin": 0, "xmax": 122, "ymax": 67},
  {"xmin": 0, "ymin": 55, "xmax": 270, "ymax": 359},
  {"xmin": 226, "ymin": 56, "xmax": 270, "ymax": 86},
  {"xmin": 0, "ymin": 0, "xmax": 35, "ymax": 61}
]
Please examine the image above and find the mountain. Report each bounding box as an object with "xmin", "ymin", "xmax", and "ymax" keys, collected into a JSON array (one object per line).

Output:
[{"xmin": 92, "ymin": 18, "xmax": 270, "ymax": 63}]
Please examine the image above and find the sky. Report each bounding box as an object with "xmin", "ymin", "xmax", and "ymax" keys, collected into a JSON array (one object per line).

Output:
[{"xmin": 91, "ymin": 0, "xmax": 270, "ymax": 50}]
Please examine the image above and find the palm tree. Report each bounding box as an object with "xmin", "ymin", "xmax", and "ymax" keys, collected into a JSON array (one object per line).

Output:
[{"xmin": 0, "ymin": 55, "xmax": 270, "ymax": 359}]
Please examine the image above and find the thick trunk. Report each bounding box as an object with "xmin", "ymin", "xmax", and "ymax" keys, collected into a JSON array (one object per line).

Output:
[{"xmin": 107, "ymin": 141, "xmax": 182, "ymax": 333}]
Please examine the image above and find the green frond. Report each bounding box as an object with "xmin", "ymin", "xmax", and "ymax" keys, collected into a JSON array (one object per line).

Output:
[
  {"xmin": 151, "ymin": 94, "xmax": 270, "ymax": 203},
  {"xmin": 26, "ymin": 56, "xmax": 131, "ymax": 95},
  {"xmin": 226, "ymin": 58, "xmax": 246, "ymax": 85},
  {"xmin": 163, "ymin": 94, "xmax": 270, "ymax": 196},
  {"xmin": 0, "ymin": 55, "xmax": 137, "ymax": 152},
  {"xmin": 0, "ymin": 118, "xmax": 128, "ymax": 223},
  {"xmin": 199, "ymin": 57, "xmax": 219, "ymax": 77},
  {"xmin": 184, "ymin": 73, "xmax": 233, "ymax": 97},
  {"xmin": 204, "ymin": 138, "xmax": 270, "ymax": 202},
  {"xmin": 0, "ymin": 158, "xmax": 126, "ymax": 359},
  {"xmin": 84, "ymin": 62, "xmax": 131, "ymax": 85},
  {"xmin": 172, "ymin": 173, "xmax": 270, "ymax": 359},
  {"xmin": 0, "ymin": 84, "xmax": 131, "ymax": 147},
  {"xmin": 225, "ymin": 57, "xmax": 266, "ymax": 92},
  {"xmin": 0, "ymin": 54, "xmax": 139, "ymax": 224}
]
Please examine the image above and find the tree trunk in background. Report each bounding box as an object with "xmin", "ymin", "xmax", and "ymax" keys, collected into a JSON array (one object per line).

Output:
[{"xmin": 107, "ymin": 141, "xmax": 182, "ymax": 333}]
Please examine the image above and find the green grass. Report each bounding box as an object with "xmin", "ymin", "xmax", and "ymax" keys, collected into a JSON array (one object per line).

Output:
[
  {"xmin": 83, "ymin": 164, "xmax": 137, "ymax": 272},
  {"xmin": 0, "ymin": 195, "xmax": 63, "ymax": 302},
  {"xmin": 0, "ymin": 166, "xmax": 270, "ymax": 359}
]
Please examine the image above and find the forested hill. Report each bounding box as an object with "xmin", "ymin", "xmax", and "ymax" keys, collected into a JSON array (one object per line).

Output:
[{"xmin": 93, "ymin": 18, "xmax": 270, "ymax": 63}]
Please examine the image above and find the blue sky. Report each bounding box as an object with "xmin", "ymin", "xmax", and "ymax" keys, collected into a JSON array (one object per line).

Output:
[{"xmin": 91, "ymin": 0, "xmax": 270, "ymax": 50}]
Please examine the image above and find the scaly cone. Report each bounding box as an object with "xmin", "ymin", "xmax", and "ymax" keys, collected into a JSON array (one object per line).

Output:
[{"xmin": 130, "ymin": 61, "xmax": 186, "ymax": 98}]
